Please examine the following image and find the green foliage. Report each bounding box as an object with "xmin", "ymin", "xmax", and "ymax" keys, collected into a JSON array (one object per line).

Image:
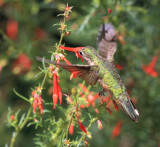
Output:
[{"xmin": 0, "ymin": 0, "xmax": 160, "ymax": 147}]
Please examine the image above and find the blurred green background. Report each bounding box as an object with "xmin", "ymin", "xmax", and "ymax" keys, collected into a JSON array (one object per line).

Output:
[{"xmin": 0, "ymin": 0, "xmax": 160, "ymax": 146}]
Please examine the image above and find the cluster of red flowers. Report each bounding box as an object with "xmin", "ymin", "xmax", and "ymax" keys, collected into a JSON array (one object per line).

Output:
[
  {"xmin": 78, "ymin": 84, "xmax": 99, "ymax": 108},
  {"xmin": 32, "ymin": 86, "xmax": 43, "ymax": 114},
  {"xmin": 142, "ymin": 55, "xmax": 158, "ymax": 77},
  {"xmin": 50, "ymin": 51, "xmax": 75, "ymax": 109}
]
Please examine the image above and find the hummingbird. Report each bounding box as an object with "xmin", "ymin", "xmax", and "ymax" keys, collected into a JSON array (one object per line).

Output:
[{"xmin": 36, "ymin": 24, "xmax": 139, "ymax": 122}]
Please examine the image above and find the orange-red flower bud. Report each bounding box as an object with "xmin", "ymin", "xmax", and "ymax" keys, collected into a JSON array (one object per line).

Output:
[
  {"xmin": 10, "ymin": 115, "xmax": 15, "ymax": 120},
  {"xmin": 106, "ymin": 107, "xmax": 112, "ymax": 115},
  {"xmin": 112, "ymin": 100, "xmax": 119, "ymax": 111},
  {"xmin": 111, "ymin": 121, "xmax": 123, "ymax": 138},
  {"xmin": 69, "ymin": 124, "xmax": 74, "ymax": 135},
  {"xmin": 97, "ymin": 119, "xmax": 103, "ymax": 130},
  {"xmin": 78, "ymin": 120, "xmax": 88, "ymax": 135}
]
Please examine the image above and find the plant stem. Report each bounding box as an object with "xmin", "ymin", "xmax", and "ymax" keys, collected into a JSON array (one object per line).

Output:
[
  {"xmin": 59, "ymin": 32, "xmax": 64, "ymax": 46},
  {"xmin": 59, "ymin": 17, "xmax": 66, "ymax": 46},
  {"xmin": 10, "ymin": 107, "xmax": 32, "ymax": 147},
  {"xmin": 41, "ymin": 70, "xmax": 48, "ymax": 88}
]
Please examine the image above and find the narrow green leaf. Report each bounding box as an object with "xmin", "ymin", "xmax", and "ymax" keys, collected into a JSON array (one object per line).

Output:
[
  {"xmin": 27, "ymin": 122, "xmax": 36, "ymax": 127},
  {"xmin": 19, "ymin": 113, "xmax": 26, "ymax": 126},
  {"xmin": 42, "ymin": 57, "xmax": 46, "ymax": 70},
  {"xmin": 57, "ymin": 13, "xmax": 64, "ymax": 17},
  {"xmin": 13, "ymin": 89, "xmax": 30, "ymax": 103},
  {"xmin": 34, "ymin": 70, "xmax": 44, "ymax": 78}
]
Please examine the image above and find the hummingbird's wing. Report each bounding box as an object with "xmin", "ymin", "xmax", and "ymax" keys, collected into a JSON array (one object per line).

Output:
[
  {"xmin": 97, "ymin": 23, "xmax": 117, "ymax": 62},
  {"xmin": 36, "ymin": 56, "xmax": 99, "ymax": 85}
]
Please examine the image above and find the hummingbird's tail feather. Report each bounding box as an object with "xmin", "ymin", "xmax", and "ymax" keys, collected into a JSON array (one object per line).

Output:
[{"xmin": 118, "ymin": 94, "xmax": 139, "ymax": 122}]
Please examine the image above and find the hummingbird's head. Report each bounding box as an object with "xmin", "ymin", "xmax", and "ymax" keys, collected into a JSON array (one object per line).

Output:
[{"xmin": 78, "ymin": 46, "xmax": 98, "ymax": 65}]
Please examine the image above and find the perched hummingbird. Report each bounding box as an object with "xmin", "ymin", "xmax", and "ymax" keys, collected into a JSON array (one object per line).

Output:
[{"xmin": 36, "ymin": 24, "xmax": 139, "ymax": 122}]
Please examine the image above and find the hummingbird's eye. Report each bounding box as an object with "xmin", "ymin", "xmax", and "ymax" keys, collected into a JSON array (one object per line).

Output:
[{"xmin": 79, "ymin": 51, "xmax": 83, "ymax": 56}]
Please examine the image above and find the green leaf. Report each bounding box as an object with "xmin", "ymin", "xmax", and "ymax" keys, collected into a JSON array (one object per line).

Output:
[
  {"xmin": 27, "ymin": 122, "xmax": 37, "ymax": 127},
  {"xmin": 13, "ymin": 89, "xmax": 30, "ymax": 103},
  {"xmin": 18, "ymin": 113, "xmax": 26, "ymax": 126},
  {"xmin": 34, "ymin": 70, "xmax": 45, "ymax": 78},
  {"xmin": 42, "ymin": 57, "xmax": 46, "ymax": 70}
]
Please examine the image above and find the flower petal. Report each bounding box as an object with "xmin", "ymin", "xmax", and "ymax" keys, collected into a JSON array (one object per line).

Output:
[
  {"xmin": 111, "ymin": 121, "xmax": 122, "ymax": 138},
  {"xmin": 112, "ymin": 100, "xmax": 119, "ymax": 111},
  {"xmin": 106, "ymin": 107, "xmax": 112, "ymax": 115},
  {"xmin": 53, "ymin": 73, "xmax": 58, "ymax": 109},
  {"xmin": 78, "ymin": 120, "xmax": 88, "ymax": 135},
  {"xmin": 69, "ymin": 124, "xmax": 74, "ymax": 135},
  {"xmin": 60, "ymin": 46, "xmax": 83, "ymax": 52}
]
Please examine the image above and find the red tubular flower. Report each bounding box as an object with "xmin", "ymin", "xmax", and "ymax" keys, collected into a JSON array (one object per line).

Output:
[
  {"xmin": 142, "ymin": 56, "xmax": 158, "ymax": 77},
  {"xmin": 52, "ymin": 71, "xmax": 62, "ymax": 108},
  {"xmin": 79, "ymin": 84, "xmax": 88, "ymax": 93},
  {"xmin": 69, "ymin": 124, "xmax": 74, "ymax": 135},
  {"xmin": 61, "ymin": 55, "xmax": 71, "ymax": 65},
  {"xmin": 70, "ymin": 71, "xmax": 80, "ymax": 80},
  {"xmin": 112, "ymin": 100, "xmax": 119, "ymax": 111},
  {"xmin": 6, "ymin": 19, "xmax": 18, "ymax": 40},
  {"xmin": 97, "ymin": 119, "xmax": 103, "ymax": 130},
  {"xmin": 53, "ymin": 72, "xmax": 58, "ymax": 109},
  {"xmin": 95, "ymin": 108, "xmax": 99, "ymax": 114},
  {"xmin": 78, "ymin": 120, "xmax": 88, "ymax": 135},
  {"xmin": 118, "ymin": 34, "xmax": 126, "ymax": 45},
  {"xmin": 87, "ymin": 93, "xmax": 98, "ymax": 104},
  {"xmin": 116, "ymin": 64, "xmax": 123, "ymax": 70},
  {"xmin": 56, "ymin": 54, "xmax": 60, "ymax": 64},
  {"xmin": 106, "ymin": 107, "xmax": 112, "ymax": 115},
  {"xmin": 111, "ymin": 121, "xmax": 123, "ymax": 138},
  {"xmin": 57, "ymin": 83, "xmax": 62, "ymax": 104},
  {"xmin": 38, "ymin": 96, "xmax": 43, "ymax": 114},
  {"xmin": 33, "ymin": 93, "xmax": 38, "ymax": 113},
  {"xmin": 60, "ymin": 46, "xmax": 84, "ymax": 62},
  {"xmin": 75, "ymin": 51, "xmax": 83, "ymax": 62}
]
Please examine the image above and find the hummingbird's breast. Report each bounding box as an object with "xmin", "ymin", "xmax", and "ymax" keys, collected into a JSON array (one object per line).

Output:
[{"xmin": 93, "ymin": 55, "xmax": 126, "ymax": 98}]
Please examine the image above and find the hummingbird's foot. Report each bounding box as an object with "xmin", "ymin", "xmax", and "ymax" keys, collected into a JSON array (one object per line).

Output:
[{"xmin": 99, "ymin": 90, "xmax": 105, "ymax": 96}]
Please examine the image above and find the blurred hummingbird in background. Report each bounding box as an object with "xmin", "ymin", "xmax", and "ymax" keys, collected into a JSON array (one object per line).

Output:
[{"xmin": 36, "ymin": 24, "xmax": 139, "ymax": 122}]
